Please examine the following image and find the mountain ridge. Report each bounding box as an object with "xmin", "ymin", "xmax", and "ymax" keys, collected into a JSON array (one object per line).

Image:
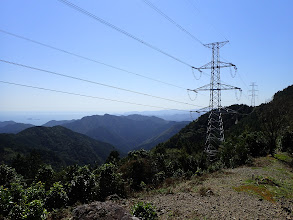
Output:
[
  {"xmin": 58, "ymin": 114, "xmax": 189, "ymax": 152},
  {"xmin": 0, "ymin": 126, "xmax": 115, "ymax": 168}
]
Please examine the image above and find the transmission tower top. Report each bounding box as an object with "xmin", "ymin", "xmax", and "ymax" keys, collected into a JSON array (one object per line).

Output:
[{"xmin": 203, "ymin": 40, "xmax": 229, "ymax": 49}]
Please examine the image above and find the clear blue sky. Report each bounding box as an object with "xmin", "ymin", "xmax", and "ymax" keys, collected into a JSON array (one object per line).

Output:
[{"xmin": 0, "ymin": 0, "xmax": 292, "ymax": 115}]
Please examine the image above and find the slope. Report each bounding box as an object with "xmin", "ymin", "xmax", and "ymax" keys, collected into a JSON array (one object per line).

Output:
[
  {"xmin": 42, "ymin": 119, "xmax": 76, "ymax": 127},
  {"xmin": 0, "ymin": 126, "xmax": 115, "ymax": 168},
  {"xmin": 61, "ymin": 114, "xmax": 189, "ymax": 152},
  {"xmin": 135, "ymin": 122, "xmax": 188, "ymax": 150},
  {"xmin": 0, "ymin": 121, "xmax": 34, "ymax": 134},
  {"xmin": 154, "ymin": 84, "xmax": 293, "ymax": 154}
]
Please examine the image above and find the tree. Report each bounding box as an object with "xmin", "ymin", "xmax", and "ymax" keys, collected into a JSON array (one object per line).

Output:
[
  {"xmin": 105, "ymin": 150, "xmax": 120, "ymax": 164},
  {"xmin": 281, "ymin": 130, "xmax": 293, "ymax": 154},
  {"xmin": 261, "ymin": 106, "xmax": 286, "ymax": 155},
  {"xmin": 96, "ymin": 163, "xmax": 125, "ymax": 200},
  {"xmin": 0, "ymin": 164, "xmax": 21, "ymax": 187},
  {"xmin": 35, "ymin": 165, "xmax": 54, "ymax": 190}
]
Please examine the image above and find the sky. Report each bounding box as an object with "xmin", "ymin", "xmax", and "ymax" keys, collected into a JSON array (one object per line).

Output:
[{"xmin": 0, "ymin": 0, "xmax": 292, "ymax": 122}]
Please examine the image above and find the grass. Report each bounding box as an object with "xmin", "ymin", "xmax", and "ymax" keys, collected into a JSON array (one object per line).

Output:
[
  {"xmin": 198, "ymin": 186, "xmax": 213, "ymax": 197},
  {"xmin": 234, "ymin": 155, "xmax": 293, "ymax": 202},
  {"xmin": 274, "ymin": 152, "xmax": 292, "ymax": 163},
  {"xmin": 47, "ymin": 207, "xmax": 73, "ymax": 220},
  {"xmin": 234, "ymin": 185, "xmax": 275, "ymax": 202},
  {"xmin": 153, "ymin": 187, "xmax": 174, "ymax": 195}
]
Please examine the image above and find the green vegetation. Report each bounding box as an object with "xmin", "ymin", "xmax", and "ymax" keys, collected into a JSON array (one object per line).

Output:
[
  {"xmin": 62, "ymin": 114, "xmax": 189, "ymax": 153},
  {"xmin": 274, "ymin": 152, "xmax": 292, "ymax": 163},
  {"xmin": 0, "ymin": 126, "xmax": 115, "ymax": 168},
  {"xmin": 131, "ymin": 201, "xmax": 158, "ymax": 220},
  {"xmin": 0, "ymin": 84, "xmax": 293, "ymax": 218},
  {"xmin": 235, "ymin": 173, "xmax": 293, "ymax": 202}
]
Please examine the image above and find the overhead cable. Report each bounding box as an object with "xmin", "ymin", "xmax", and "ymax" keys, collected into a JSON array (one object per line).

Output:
[
  {"xmin": 185, "ymin": 0, "xmax": 229, "ymax": 42},
  {"xmin": 0, "ymin": 29, "xmax": 186, "ymax": 90},
  {"xmin": 0, "ymin": 59, "xmax": 203, "ymax": 108},
  {"xmin": 0, "ymin": 80, "xmax": 191, "ymax": 112},
  {"xmin": 141, "ymin": 0, "xmax": 204, "ymax": 46},
  {"xmin": 57, "ymin": 0, "xmax": 196, "ymax": 68}
]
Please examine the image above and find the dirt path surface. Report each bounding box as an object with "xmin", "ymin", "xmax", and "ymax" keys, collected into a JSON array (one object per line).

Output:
[{"xmin": 119, "ymin": 157, "xmax": 293, "ymax": 219}]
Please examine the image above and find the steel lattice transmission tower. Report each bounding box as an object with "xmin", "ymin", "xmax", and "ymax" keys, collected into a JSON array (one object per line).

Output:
[
  {"xmin": 189, "ymin": 41, "xmax": 241, "ymax": 158},
  {"xmin": 249, "ymin": 82, "xmax": 258, "ymax": 107}
]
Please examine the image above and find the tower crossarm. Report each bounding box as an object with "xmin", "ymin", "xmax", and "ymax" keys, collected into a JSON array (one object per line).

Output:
[
  {"xmin": 188, "ymin": 83, "xmax": 241, "ymax": 93},
  {"xmin": 190, "ymin": 106, "xmax": 210, "ymax": 113},
  {"xmin": 218, "ymin": 61, "xmax": 237, "ymax": 69},
  {"xmin": 187, "ymin": 84, "xmax": 210, "ymax": 92},
  {"xmin": 219, "ymin": 83, "xmax": 241, "ymax": 91},
  {"xmin": 193, "ymin": 61, "xmax": 236, "ymax": 71},
  {"xmin": 192, "ymin": 62, "xmax": 212, "ymax": 71}
]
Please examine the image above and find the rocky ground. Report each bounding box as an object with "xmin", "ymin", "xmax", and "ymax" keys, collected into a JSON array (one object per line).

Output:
[
  {"xmin": 118, "ymin": 156, "xmax": 293, "ymax": 219},
  {"xmin": 50, "ymin": 155, "xmax": 293, "ymax": 219}
]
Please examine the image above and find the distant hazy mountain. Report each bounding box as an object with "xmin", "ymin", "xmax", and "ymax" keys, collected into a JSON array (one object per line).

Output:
[
  {"xmin": 0, "ymin": 121, "xmax": 34, "ymax": 134},
  {"xmin": 0, "ymin": 121, "xmax": 17, "ymax": 128},
  {"xmin": 124, "ymin": 110, "xmax": 200, "ymax": 122},
  {"xmin": 0, "ymin": 126, "xmax": 115, "ymax": 168},
  {"xmin": 156, "ymin": 114, "xmax": 194, "ymax": 122},
  {"xmin": 135, "ymin": 122, "xmax": 188, "ymax": 150},
  {"xmin": 58, "ymin": 114, "xmax": 189, "ymax": 152},
  {"xmin": 43, "ymin": 119, "xmax": 76, "ymax": 127}
]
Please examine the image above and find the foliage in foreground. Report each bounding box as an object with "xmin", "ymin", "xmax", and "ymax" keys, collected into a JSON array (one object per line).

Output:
[
  {"xmin": 1, "ymin": 85, "xmax": 293, "ymax": 218},
  {"xmin": 132, "ymin": 201, "xmax": 158, "ymax": 220}
]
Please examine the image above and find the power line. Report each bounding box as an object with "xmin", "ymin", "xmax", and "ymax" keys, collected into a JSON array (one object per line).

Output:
[
  {"xmin": 0, "ymin": 59, "xmax": 203, "ymax": 108},
  {"xmin": 141, "ymin": 0, "xmax": 204, "ymax": 46},
  {"xmin": 57, "ymin": 0, "xmax": 196, "ymax": 69},
  {"xmin": 0, "ymin": 80, "xmax": 191, "ymax": 112},
  {"xmin": 185, "ymin": 0, "xmax": 229, "ymax": 42},
  {"xmin": 0, "ymin": 29, "xmax": 186, "ymax": 90},
  {"xmin": 221, "ymin": 55, "xmax": 252, "ymax": 103}
]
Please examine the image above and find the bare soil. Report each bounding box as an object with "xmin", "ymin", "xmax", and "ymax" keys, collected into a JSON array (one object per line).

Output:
[{"xmin": 118, "ymin": 156, "xmax": 293, "ymax": 219}]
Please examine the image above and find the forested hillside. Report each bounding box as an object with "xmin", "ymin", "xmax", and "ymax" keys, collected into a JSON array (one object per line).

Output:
[
  {"xmin": 0, "ymin": 85, "xmax": 292, "ymax": 219},
  {"xmin": 153, "ymin": 84, "xmax": 293, "ymax": 167},
  {"xmin": 60, "ymin": 114, "xmax": 189, "ymax": 152},
  {"xmin": 0, "ymin": 126, "xmax": 115, "ymax": 168},
  {"xmin": 0, "ymin": 122, "xmax": 34, "ymax": 134}
]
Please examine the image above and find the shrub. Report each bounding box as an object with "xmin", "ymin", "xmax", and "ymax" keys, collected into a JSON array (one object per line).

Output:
[
  {"xmin": 0, "ymin": 164, "xmax": 21, "ymax": 187},
  {"xmin": 131, "ymin": 202, "xmax": 158, "ymax": 220},
  {"xmin": 45, "ymin": 182, "xmax": 68, "ymax": 210},
  {"xmin": 66, "ymin": 165, "xmax": 98, "ymax": 204},
  {"xmin": 35, "ymin": 165, "xmax": 54, "ymax": 190},
  {"xmin": 96, "ymin": 163, "xmax": 125, "ymax": 200},
  {"xmin": 8, "ymin": 200, "xmax": 47, "ymax": 220},
  {"xmin": 8, "ymin": 182, "xmax": 25, "ymax": 206},
  {"xmin": 244, "ymin": 132, "xmax": 268, "ymax": 157},
  {"xmin": 8, "ymin": 204, "xmax": 24, "ymax": 220},
  {"xmin": 219, "ymin": 136, "xmax": 253, "ymax": 168},
  {"xmin": 25, "ymin": 181, "xmax": 46, "ymax": 202},
  {"xmin": 152, "ymin": 171, "xmax": 166, "ymax": 185},
  {"xmin": 281, "ymin": 130, "xmax": 293, "ymax": 154},
  {"xmin": 219, "ymin": 141, "xmax": 237, "ymax": 168},
  {"xmin": 105, "ymin": 150, "xmax": 120, "ymax": 164},
  {"xmin": 128, "ymin": 149, "xmax": 150, "ymax": 159},
  {"xmin": 23, "ymin": 200, "xmax": 47, "ymax": 220},
  {"xmin": 0, "ymin": 186, "xmax": 13, "ymax": 216},
  {"xmin": 120, "ymin": 157, "xmax": 154, "ymax": 190}
]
